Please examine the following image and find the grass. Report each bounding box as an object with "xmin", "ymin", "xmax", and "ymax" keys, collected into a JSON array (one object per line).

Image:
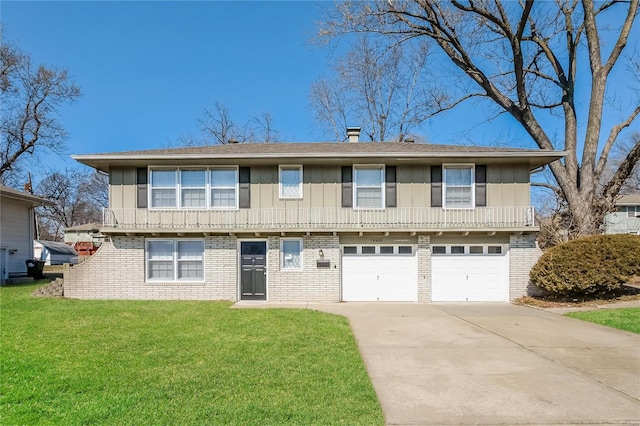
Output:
[
  {"xmin": 0, "ymin": 281, "xmax": 383, "ymax": 425},
  {"xmin": 565, "ymin": 308, "xmax": 640, "ymax": 334}
]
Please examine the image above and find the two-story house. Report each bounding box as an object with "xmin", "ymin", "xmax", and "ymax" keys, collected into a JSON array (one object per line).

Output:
[{"xmin": 65, "ymin": 129, "xmax": 565, "ymax": 302}]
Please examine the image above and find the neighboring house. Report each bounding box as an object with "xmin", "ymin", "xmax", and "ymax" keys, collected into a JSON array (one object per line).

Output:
[
  {"xmin": 34, "ymin": 240, "xmax": 78, "ymax": 265},
  {"xmin": 604, "ymin": 194, "xmax": 640, "ymax": 235},
  {"xmin": 64, "ymin": 223, "xmax": 104, "ymax": 256},
  {"xmin": 66, "ymin": 129, "xmax": 565, "ymax": 302},
  {"xmin": 0, "ymin": 184, "xmax": 53, "ymax": 283}
]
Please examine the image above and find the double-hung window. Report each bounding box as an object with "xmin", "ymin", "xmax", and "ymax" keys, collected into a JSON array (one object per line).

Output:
[
  {"xmin": 150, "ymin": 169, "xmax": 177, "ymax": 208},
  {"xmin": 147, "ymin": 239, "xmax": 204, "ymax": 282},
  {"xmin": 354, "ymin": 166, "xmax": 384, "ymax": 208},
  {"xmin": 279, "ymin": 165, "xmax": 303, "ymax": 199},
  {"xmin": 149, "ymin": 167, "xmax": 238, "ymax": 209},
  {"xmin": 180, "ymin": 170, "xmax": 206, "ymax": 208},
  {"xmin": 443, "ymin": 165, "xmax": 474, "ymax": 208},
  {"xmin": 211, "ymin": 168, "xmax": 238, "ymax": 209},
  {"xmin": 281, "ymin": 238, "xmax": 303, "ymax": 270}
]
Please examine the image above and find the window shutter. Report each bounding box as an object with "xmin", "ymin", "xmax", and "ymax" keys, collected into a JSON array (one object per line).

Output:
[
  {"xmin": 475, "ymin": 165, "xmax": 487, "ymax": 207},
  {"xmin": 137, "ymin": 167, "xmax": 147, "ymax": 209},
  {"xmin": 239, "ymin": 167, "xmax": 251, "ymax": 209},
  {"xmin": 385, "ymin": 166, "xmax": 397, "ymax": 208},
  {"xmin": 431, "ymin": 166, "xmax": 442, "ymax": 207},
  {"xmin": 341, "ymin": 166, "xmax": 353, "ymax": 208}
]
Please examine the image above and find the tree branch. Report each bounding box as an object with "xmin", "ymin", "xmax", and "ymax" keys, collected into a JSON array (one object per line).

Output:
[
  {"xmin": 532, "ymin": 181, "xmax": 563, "ymax": 197},
  {"xmin": 601, "ymin": 133, "xmax": 640, "ymax": 204},
  {"xmin": 595, "ymin": 105, "xmax": 640, "ymax": 180}
]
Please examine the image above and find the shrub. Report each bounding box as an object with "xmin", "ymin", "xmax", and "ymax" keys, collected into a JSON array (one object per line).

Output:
[{"xmin": 530, "ymin": 234, "xmax": 640, "ymax": 299}]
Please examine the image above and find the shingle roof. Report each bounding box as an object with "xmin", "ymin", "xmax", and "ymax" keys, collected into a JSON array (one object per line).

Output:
[
  {"xmin": 73, "ymin": 141, "xmax": 566, "ymax": 172},
  {"xmin": 64, "ymin": 223, "xmax": 102, "ymax": 232},
  {"xmin": 0, "ymin": 184, "xmax": 53, "ymax": 206},
  {"xmin": 36, "ymin": 240, "xmax": 78, "ymax": 256},
  {"xmin": 95, "ymin": 141, "xmax": 548, "ymax": 156}
]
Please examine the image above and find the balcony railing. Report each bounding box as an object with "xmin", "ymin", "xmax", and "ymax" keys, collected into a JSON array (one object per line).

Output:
[{"xmin": 102, "ymin": 206, "xmax": 535, "ymax": 231}]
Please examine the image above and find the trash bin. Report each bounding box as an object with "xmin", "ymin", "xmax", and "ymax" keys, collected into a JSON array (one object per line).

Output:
[{"xmin": 25, "ymin": 259, "xmax": 45, "ymax": 279}]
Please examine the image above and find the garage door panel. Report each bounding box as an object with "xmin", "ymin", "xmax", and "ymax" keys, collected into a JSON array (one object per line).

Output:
[
  {"xmin": 432, "ymin": 254, "xmax": 508, "ymax": 302},
  {"xmin": 342, "ymin": 253, "xmax": 417, "ymax": 302}
]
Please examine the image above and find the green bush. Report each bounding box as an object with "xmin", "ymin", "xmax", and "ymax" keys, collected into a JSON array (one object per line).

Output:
[{"xmin": 530, "ymin": 234, "xmax": 640, "ymax": 299}]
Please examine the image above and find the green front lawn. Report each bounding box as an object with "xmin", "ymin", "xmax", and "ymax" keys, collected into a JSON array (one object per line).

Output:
[
  {"xmin": 565, "ymin": 307, "xmax": 640, "ymax": 334},
  {"xmin": 1, "ymin": 282, "xmax": 383, "ymax": 425}
]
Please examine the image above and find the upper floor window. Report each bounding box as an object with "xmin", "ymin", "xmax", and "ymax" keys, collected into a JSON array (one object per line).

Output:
[
  {"xmin": 443, "ymin": 165, "xmax": 474, "ymax": 209},
  {"xmin": 354, "ymin": 166, "xmax": 384, "ymax": 209},
  {"xmin": 279, "ymin": 166, "xmax": 303, "ymax": 199},
  {"xmin": 150, "ymin": 169, "xmax": 177, "ymax": 208},
  {"xmin": 180, "ymin": 170, "xmax": 206, "ymax": 208},
  {"xmin": 149, "ymin": 167, "xmax": 238, "ymax": 209},
  {"xmin": 210, "ymin": 168, "xmax": 238, "ymax": 209}
]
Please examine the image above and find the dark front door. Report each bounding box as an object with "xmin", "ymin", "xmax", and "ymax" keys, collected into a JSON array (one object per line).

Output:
[{"xmin": 240, "ymin": 241, "xmax": 267, "ymax": 300}]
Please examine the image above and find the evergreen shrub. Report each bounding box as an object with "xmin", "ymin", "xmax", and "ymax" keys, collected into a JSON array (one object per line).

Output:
[{"xmin": 529, "ymin": 234, "xmax": 640, "ymax": 299}]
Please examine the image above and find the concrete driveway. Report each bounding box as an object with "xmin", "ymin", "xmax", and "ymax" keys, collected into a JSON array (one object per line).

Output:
[{"xmin": 314, "ymin": 303, "xmax": 640, "ymax": 425}]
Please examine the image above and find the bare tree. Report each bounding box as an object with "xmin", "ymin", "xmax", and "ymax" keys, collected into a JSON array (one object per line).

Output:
[
  {"xmin": 176, "ymin": 101, "xmax": 280, "ymax": 146},
  {"xmin": 35, "ymin": 169, "xmax": 106, "ymax": 240},
  {"xmin": 320, "ymin": 0, "xmax": 639, "ymax": 237},
  {"xmin": 0, "ymin": 33, "xmax": 81, "ymax": 181},
  {"xmin": 607, "ymin": 132, "xmax": 640, "ymax": 194},
  {"xmin": 311, "ymin": 35, "xmax": 436, "ymax": 142}
]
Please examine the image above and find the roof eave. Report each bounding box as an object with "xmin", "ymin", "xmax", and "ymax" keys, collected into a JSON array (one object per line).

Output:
[{"xmin": 72, "ymin": 150, "xmax": 567, "ymax": 172}]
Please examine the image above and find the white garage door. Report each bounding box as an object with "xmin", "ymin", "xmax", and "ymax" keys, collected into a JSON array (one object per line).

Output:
[
  {"xmin": 342, "ymin": 245, "xmax": 417, "ymax": 302},
  {"xmin": 431, "ymin": 245, "xmax": 508, "ymax": 302}
]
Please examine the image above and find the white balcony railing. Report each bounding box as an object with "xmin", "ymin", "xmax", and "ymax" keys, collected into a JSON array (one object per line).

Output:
[{"xmin": 102, "ymin": 206, "xmax": 535, "ymax": 231}]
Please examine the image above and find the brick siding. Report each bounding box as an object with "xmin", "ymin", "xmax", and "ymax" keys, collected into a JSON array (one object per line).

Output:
[
  {"xmin": 266, "ymin": 235, "xmax": 341, "ymax": 302},
  {"xmin": 508, "ymin": 234, "xmax": 542, "ymax": 301},
  {"xmin": 64, "ymin": 235, "xmax": 237, "ymax": 300}
]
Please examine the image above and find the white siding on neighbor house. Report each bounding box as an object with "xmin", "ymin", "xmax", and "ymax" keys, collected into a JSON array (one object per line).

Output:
[
  {"xmin": 604, "ymin": 211, "xmax": 640, "ymax": 234},
  {"xmin": 0, "ymin": 197, "xmax": 34, "ymax": 275}
]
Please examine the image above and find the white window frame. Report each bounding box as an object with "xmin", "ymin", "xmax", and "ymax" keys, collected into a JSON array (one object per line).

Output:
[
  {"xmin": 280, "ymin": 238, "xmax": 303, "ymax": 271},
  {"xmin": 179, "ymin": 168, "xmax": 207, "ymax": 209},
  {"xmin": 146, "ymin": 238, "xmax": 205, "ymax": 282},
  {"xmin": 149, "ymin": 168, "xmax": 178, "ymax": 209},
  {"xmin": 353, "ymin": 165, "xmax": 385, "ymax": 209},
  {"xmin": 442, "ymin": 164, "xmax": 475, "ymax": 210},
  {"xmin": 210, "ymin": 166, "xmax": 239, "ymax": 210},
  {"xmin": 279, "ymin": 165, "xmax": 303, "ymax": 199},
  {"xmin": 148, "ymin": 166, "xmax": 239, "ymax": 210}
]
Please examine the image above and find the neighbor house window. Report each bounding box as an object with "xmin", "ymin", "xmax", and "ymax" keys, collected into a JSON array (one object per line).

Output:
[
  {"xmin": 443, "ymin": 165, "xmax": 474, "ymax": 208},
  {"xmin": 150, "ymin": 169, "xmax": 177, "ymax": 208},
  {"xmin": 147, "ymin": 239, "xmax": 204, "ymax": 282},
  {"xmin": 281, "ymin": 239, "xmax": 303, "ymax": 270},
  {"xmin": 210, "ymin": 168, "xmax": 238, "ymax": 209},
  {"xmin": 628, "ymin": 206, "xmax": 640, "ymax": 218},
  {"xmin": 354, "ymin": 166, "xmax": 384, "ymax": 208},
  {"xmin": 180, "ymin": 169, "xmax": 206, "ymax": 208},
  {"xmin": 279, "ymin": 166, "xmax": 303, "ymax": 199}
]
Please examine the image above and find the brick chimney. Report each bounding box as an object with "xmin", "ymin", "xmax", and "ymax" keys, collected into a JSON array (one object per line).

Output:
[{"xmin": 346, "ymin": 127, "xmax": 361, "ymax": 143}]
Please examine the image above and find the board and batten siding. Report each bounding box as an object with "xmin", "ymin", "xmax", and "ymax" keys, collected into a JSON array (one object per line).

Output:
[
  {"xmin": 109, "ymin": 167, "xmax": 137, "ymax": 209},
  {"xmin": 486, "ymin": 164, "xmax": 530, "ymax": 207},
  {"xmin": 106, "ymin": 163, "xmax": 532, "ymax": 211}
]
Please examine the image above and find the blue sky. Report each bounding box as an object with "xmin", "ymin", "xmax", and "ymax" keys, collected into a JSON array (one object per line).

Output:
[{"xmin": 2, "ymin": 1, "xmax": 637, "ymax": 176}]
